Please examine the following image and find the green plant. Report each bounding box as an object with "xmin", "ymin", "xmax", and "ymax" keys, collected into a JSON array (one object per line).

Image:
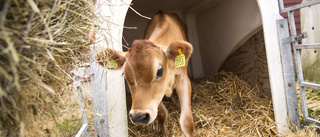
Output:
[
  {"xmin": 308, "ymin": 108, "xmax": 315, "ymax": 119},
  {"xmin": 56, "ymin": 118, "xmax": 81, "ymax": 134}
]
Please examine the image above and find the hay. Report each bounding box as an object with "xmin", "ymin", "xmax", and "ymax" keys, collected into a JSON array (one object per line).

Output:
[
  {"xmin": 297, "ymin": 84, "xmax": 320, "ymax": 123},
  {"xmin": 0, "ymin": 0, "xmax": 94, "ymax": 136},
  {"xmin": 128, "ymin": 72, "xmax": 319, "ymax": 136}
]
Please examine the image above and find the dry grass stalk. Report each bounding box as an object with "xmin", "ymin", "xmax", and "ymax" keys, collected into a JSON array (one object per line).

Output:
[{"xmin": 0, "ymin": 0, "xmax": 95, "ymax": 136}]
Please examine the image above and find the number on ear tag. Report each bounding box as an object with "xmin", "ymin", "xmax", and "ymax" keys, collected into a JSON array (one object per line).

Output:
[
  {"xmin": 175, "ymin": 48, "xmax": 185, "ymax": 68},
  {"xmin": 107, "ymin": 58, "xmax": 117, "ymax": 68}
]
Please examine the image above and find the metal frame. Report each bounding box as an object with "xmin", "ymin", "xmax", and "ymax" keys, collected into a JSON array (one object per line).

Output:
[
  {"xmin": 277, "ymin": 0, "xmax": 320, "ymax": 127},
  {"xmin": 74, "ymin": 75, "xmax": 91, "ymax": 137},
  {"xmin": 276, "ymin": 19, "xmax": 300, "ymax": 126},
  {"xmin": 278, "ymin": 0, "xmax": 320, "ymax": 13}
]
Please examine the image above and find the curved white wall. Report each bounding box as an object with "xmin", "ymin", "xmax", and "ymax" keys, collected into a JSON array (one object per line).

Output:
[
  {"xmin": 124, "ymin": 0, "xmax": 262, "ymax": 77},
  {"xmin": 196, "ymin": 0, "xmax": 262, "ymax": 74},
  {"xmin": 92, "ymin": 0, "xmax": 131, "ymax": 136}
]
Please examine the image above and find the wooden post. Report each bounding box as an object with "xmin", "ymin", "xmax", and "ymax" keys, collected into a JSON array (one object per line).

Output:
[
  {"xmin": 256, "ymin": 0, "xmax": 289, "ymax": 134},
  {"xmin": 92, "ymin": 0, "xmax": 132, "ymax": 136}
]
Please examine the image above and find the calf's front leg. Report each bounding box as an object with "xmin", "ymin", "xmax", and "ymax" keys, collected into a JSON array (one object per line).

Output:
[
  {"xmin": 176, "ymin": 77, "xmax": 194, "ymax": 137},
  {"xmin": 157, "ymin": 101, "xmax": 168, "ymax": 136}
]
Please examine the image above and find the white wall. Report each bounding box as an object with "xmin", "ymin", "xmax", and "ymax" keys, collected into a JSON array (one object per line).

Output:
[
  {"xmin": 196, "ymin": 0, "xmax": 262, "ymax": 74},
  {"xmin": 123, "ymin": 10, "xmax": 183, "ymax": 47},
  {"xmin": 124, "ymin": 0, "xmax": 262, "ymax": 77},
  {"xmin": 92, "ymin": 0, "xmax": 131, "ymax": 136},
  {"xmin": 300, "ymin": 2, "xmax": 320, "ymax": 82},
  {"xmin": 122, "ymin": 10, "xmax": 152, "ymax": 47}
]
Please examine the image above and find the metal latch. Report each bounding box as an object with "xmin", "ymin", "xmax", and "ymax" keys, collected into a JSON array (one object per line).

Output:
[{"xmin": 287, "ymin": 32, "xmax": 307, "ymax": 43}]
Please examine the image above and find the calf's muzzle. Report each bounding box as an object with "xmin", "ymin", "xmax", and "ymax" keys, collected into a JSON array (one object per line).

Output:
[{"xmin": 130, "ymin": 112, "xmax": 150, "ymax": 124}]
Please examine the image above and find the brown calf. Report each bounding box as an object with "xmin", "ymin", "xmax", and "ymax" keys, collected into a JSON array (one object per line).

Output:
[{"xmin": 96, "ymin": 11, "xmax": 194, "ymax": 137}]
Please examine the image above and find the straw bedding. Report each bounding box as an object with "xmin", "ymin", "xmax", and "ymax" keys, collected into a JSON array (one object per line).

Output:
[
  {"xmin": 128, "ymin": 72, "xmax": 319, "ymax": 136},
  {"xmin": 128, "ymin": 72, "xmax": 276, "ymax": 136}
]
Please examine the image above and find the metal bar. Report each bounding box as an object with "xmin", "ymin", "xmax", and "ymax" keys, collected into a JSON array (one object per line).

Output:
[
  {"xmin": 294, "ymin": 43, "xmax": 320, "ymax": 49},
  {"xmin": 280, "ymin": 0, "xmax": 320, "ymax": 127},
  {"xmin": 92, "ymin": 49, "xmax": 109, "ymax": 136},
  {"xmin": 277, "ymin": 0, "xmax": 285, "ymax": 13},
  {"xmin": 301, "ymin": 82, "xmax": 320, "ymax": 90},
  {"xmin": 75, "ymin": 76, "xmax": 91, "ymax": 137},
  {"xmin": 288, "ymin": 10, "xmax": 310, "ymax": 121},
  {"xmin": 288, "ymin": 9, "xmax": 320, "ymax": 126},
  {"xmin": 305, "ymin": 117, "xmax": 320, "ymax": 126},
  {"xmin": 75, "ymin": 124, "xmax": 89, "ymax": 137},
  {"xmin": 291, "ymin": 32, "xmax": 308, "ymax": 43},
  {"xmin": 78, "ymin": 87, "xmax": 91, "ymax": 137},
  {"xmin": 276, "ymin": 19, "xmax": 300, "ymax": 126},
  {"xmin": 280, "ymin": 0, "xmax": 320, "ymax": 13},
  {"xmin": 299, "ymin": 83, "xmax": 309, "ymax": 122}
]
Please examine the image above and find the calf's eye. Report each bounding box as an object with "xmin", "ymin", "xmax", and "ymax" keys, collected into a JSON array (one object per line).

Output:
[{"xmin": 156, "ymin": 68, "xmax": 163, "ymax": 79}]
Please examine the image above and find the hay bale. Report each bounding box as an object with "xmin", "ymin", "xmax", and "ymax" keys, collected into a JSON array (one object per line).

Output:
[{"xmin": 0, "ymin": 0, "xmax": 94, "ymax": 136}]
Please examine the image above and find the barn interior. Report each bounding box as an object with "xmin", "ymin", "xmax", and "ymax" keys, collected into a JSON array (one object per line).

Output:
[{"xmin": 123, "ymin": 0, "xmax": 270, "ymax": 95}]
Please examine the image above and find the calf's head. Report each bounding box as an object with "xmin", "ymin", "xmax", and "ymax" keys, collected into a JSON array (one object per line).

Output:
[{"xmin": 95, "ymin": 40, "xmax": 192, "ymax": 125}]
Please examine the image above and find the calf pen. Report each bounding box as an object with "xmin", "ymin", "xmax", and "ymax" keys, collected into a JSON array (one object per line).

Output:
[
  {"xmin": 0, "ymin": 0, "xmax": 319, "ymax": 136},
  {"xmin": 127, "ymin": 72, "xmax": 318, "ymax": 136}
]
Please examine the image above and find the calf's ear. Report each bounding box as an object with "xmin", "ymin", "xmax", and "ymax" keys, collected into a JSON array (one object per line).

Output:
[
  {"xmin": 95, "ymin": 49, "xmax": 127, "ymax": 69},
  {"xmin": 166, "ymin": 40, "xmax": 193, "ymax": 61}
]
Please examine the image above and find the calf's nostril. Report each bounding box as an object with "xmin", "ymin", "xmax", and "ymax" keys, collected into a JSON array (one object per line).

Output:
[
  {"xmin": 130, "ymin": 113, "xmax": 150, "ymax": 124},
  {"xmin": 142, "ymin": 113, "xmax": 149, "ymax": 123},
  {"xmin": 129, "ymin": 114, "xmax": 135, "ymax": 122}
]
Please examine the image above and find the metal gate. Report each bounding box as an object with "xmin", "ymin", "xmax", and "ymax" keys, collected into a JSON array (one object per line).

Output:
[
  {"xmin": 277, "ymin": 0, "xmax": 320, "ymax": 127},
  {"xmin": 71, "ymin": 66, "xmax": 91, "ymax": 137}
]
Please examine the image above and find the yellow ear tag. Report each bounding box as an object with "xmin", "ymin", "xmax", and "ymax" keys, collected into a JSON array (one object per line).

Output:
[
  {"xmin": 175, "ymin": 48, "xmax": 185, "ymax": 68},
  {"xmin": 107, "ymin": 58, "xmax": 117, "ymax": 69}
]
